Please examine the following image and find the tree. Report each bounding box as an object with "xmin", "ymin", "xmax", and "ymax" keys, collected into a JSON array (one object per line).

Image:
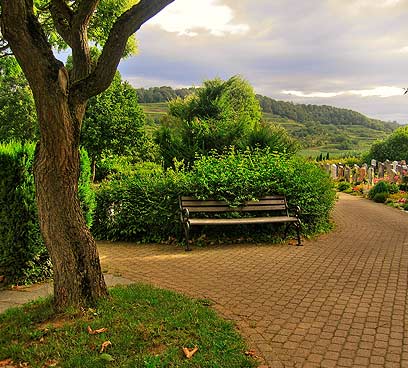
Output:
[
  {"xmin": 155, "ymin": 76, "xmax": 299, "ymax": 167},
  {"xmin": 365, "ymin": 126, "xmax": 408, "ymax": 162},
  {"xmin": 0, "ymin": 0, "xmax": 174, "ymax": 311},
  {"xmin": 0, "ymin": 57, "xmax": 37, "ymax": 142},
  {"xmin": 155, "ymin": 76, "xmax": 264, "ymax": 166},
  {"xmin": 81, "ymin": 71, "xmax": 149, "ymax": 181}
]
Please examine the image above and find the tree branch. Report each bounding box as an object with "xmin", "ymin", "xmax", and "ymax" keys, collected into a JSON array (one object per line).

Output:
[
  {"xmin": 74, "ymin": 0, "xmax": 99, "ymax": 27},
  {"xmin": 71, "ymin": 0, "xmax": 175, "ymax": 101},
  {"xmin": 69, "ymin": 0, "xmax": 100, "ymax": 82},
  {"xmin": 1, "ymin": 0, "xmax": 63, "ymax": 92},
  {"xmin": 49, "ymin": 0, "xmax": 74, "ymax": 46}
]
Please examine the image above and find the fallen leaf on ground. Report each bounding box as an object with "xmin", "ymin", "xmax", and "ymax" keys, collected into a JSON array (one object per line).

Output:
[
  {"xmin": 43, "ymin": 360, "xmax": 58, "ymax": 367},
  {"xmin": 182, "ymin": 346, "xmax": 198, "ymax": 359},
  {"xmin": 245, "ymin": 350, "xmax": 258, "ymax": 357},
  {"xmin": 11, "ymin": 285, "xmax": 25, "ymax": 291},
  {"xmin": 100, "ymin": 340, "xmax": 112, "ymax": 353},
  {"xmin": 87, "ymin": 325, "xmax": 108, "ymax": 335},
  {"xmin": 0, "ymin": 359, "xmax": 13, "ymax": 367}
]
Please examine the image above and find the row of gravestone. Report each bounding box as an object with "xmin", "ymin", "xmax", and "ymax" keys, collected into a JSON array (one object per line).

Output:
[{"xmin": 324, "ymin": 159, "xmax": 408, "ymax": 185}]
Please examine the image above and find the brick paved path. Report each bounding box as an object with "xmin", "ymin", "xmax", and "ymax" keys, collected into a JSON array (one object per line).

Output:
[{"xmin": 98, "ymin": 193, "xmax": 408, "ymax": 367}]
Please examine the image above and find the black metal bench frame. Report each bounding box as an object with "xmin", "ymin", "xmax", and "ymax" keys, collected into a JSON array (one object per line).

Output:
[{"xmin": 179, "ymin": 195, "xmax": 302, "ymax": 251}]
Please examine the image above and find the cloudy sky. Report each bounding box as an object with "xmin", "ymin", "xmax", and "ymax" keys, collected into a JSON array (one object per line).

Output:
[{"xmin": 118, "ymin": 0, "xmax": 408, "ymax": 123}]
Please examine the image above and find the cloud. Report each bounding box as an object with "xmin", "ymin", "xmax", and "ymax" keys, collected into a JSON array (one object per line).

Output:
[
  {"xmin": 282, "ymin": 91, "xmax": 343, "ymax": 98},
  {"xmin": 147, "ymin": 0, "xmax": 250, "ymax": 37},
  {"xmin": 282, "ymin": 87, "xmax": 405, "ymax": 98}
]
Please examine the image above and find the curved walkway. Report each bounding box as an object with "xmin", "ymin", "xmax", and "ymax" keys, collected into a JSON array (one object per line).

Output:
[{"xmin": 99, "ymin": 193, "xmax": 408, "ymax": 368}]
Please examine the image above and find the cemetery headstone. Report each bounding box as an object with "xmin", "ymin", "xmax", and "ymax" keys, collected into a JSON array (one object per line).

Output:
[
  {"xmin": 368, "ymin": 167, "xmax": 374, "ymax": 185},
  {"xmin": 344, "ymin": 166, "xmax": 351, "ymax": 183},
  {"xmin": 338, "ymin": 165, "xmax": 344, "ymax": 180},
  {"xmin": 378, "ymin": 163, "xmax": 384, "ymax": 178},
  {"xmin": 359, "ymin": 166, "xmax": 367, "ymax": 182},
  {"xmin": 331, "ymin": 164, "xmax": 337, "ymax": 179}
]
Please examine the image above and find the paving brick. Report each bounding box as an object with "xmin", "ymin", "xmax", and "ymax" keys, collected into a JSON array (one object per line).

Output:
[{"xmin": 97, "ymin": 193, "xmax": 408, "ymax": 367}]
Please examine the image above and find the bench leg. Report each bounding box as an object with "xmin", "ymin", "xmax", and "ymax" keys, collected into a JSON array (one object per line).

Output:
[
  {"xmin": 184, "ymin": 222, "xmax": 192, "ymax": 251},
  {"xmin": 296, "ymin": 222, "xmax": 302, "ymax": 246},
  {"xmin": 283, "ymin": 223, "xmax": 289, "ymax": 240}
]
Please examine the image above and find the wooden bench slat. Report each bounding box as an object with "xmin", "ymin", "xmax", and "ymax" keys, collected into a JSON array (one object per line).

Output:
[
  {"xmin": 189, "ymin": 216, "xmax": 298, "ymax": 225},
  {"xmin": 185, "ymin": 205, "xmax": 287, "ymax": 212},
  {"xmin": 181, "ymin": 195, "xmax": 285, "ymax": 200},
  {"xmin": 181, "ymin": 199, "xmax": 286, "ymax": 206}
]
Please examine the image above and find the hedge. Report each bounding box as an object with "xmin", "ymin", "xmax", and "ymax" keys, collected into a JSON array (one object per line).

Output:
[
  {"xmin": 0, "ymin": 142, "xmax": 95, "ymax": 285},
  {"xmin": 92, "ymin": 148, "xmax": 336, "ymax": 242}
]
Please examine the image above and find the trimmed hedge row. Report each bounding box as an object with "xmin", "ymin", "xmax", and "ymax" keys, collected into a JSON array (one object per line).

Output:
[
  {"xmin": 0, "ymin": 142, "xmax": 95, "ymax": 284},
  {"xmin": 92, "ymin": 149, "xmax": 336, "ymax": 242}
]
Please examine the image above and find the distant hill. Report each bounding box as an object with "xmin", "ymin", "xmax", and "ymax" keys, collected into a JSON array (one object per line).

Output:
[{"xmin": 136, "ymin": 86, "xmax": 400, "ymax": 154}]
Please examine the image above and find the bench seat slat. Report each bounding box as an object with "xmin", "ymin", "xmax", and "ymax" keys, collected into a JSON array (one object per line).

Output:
[
  {"xmin": 188, "ymin": 216, "xmax": 298, "ymax": 225},
  {"xmin": 185, "ymin": 205, "xmax": 287, "ymax": 212},
  {"xmin": 182, "ymin": 199, "xmax": 286, "ymax": 206},
  {"xmin": 181, "ymin": 196, "xmax": 285, "ymax": 201}
]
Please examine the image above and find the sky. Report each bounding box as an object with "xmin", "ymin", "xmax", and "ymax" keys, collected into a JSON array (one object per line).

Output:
[{"xmin": 118, "ymin": 0, "xmax": 408, "ymax": 124}]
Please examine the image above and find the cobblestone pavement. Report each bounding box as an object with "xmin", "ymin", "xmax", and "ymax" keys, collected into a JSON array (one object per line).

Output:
[{"xmin": 98, "ymin": 193, "xmax": 408, "ymax": 367}]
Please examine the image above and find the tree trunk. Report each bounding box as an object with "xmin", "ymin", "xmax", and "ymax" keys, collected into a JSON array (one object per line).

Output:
[{"xmin": 34, "ymin": 90, "xmax": 108, "ymax": 311}]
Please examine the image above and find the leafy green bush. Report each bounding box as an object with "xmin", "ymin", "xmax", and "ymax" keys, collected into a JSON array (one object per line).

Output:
[
  {"xmin": 337, "ymin": 181, "xmax": 351, "ymax": 192},
  {"xmin": 92, "ymin": 163, "xmax": 187, "ymax": 242},
  {"xmin": 93, "ymin": 149, "xmax": 336, "ymax": 241},
  {"xmin": 368, "ymin": 180, "xmax": 390, "ymax": 199},
  {"xmin": 95, "ymin": 155, "xmax": 163, "ymax": 182},
  {"xmin": 0, "ymin": 142, "xmax": 94, "ymax": 285},
  {"xmin": 373, "ymin": 192, "xmax": 388, "ymax": 203},
  {"xmin": 365, "ymin": 126, "xmax": 408, "ymax": 162},
  {"xmin": 154, "ymin": 76, "xmax": 299, "ymax": 168}
]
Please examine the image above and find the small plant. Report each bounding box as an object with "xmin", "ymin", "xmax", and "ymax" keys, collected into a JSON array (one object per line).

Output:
[
  {"xmin": 337, "ymin": 181, "xmax": 352, "ymax": 192},
  {"xmin": 368, "ymin": 180, "xmax": 389, "ymax": 199},
  {"xmin": 373, "ymin": 192, "xmax": 388, "ymax": 203}
]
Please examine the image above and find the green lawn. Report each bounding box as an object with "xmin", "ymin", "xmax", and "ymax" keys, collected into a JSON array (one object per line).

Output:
[{"xmin": 0, "ymin": 284, "xmax": 256, "ymax": 368}]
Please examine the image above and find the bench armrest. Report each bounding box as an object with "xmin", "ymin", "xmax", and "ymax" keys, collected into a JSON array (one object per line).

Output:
[
  {"xmin": 180, "ymin": 208, "xmax": 190, "ymax": 222},
  {"xmin": 289, "ymin": 205, "xmax": 301, "ymax": 218}
]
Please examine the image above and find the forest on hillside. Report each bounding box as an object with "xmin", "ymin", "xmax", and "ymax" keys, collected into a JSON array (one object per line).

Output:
[{"xmin": 136, "ymin": 86, "xmax": 399, "ymax": 134}]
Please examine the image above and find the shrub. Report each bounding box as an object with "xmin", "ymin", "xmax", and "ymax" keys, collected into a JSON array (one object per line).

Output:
[
  {"xmin": 373, "ymin": 192, "xmax": 388, "ymax": 203},
  {"xmin": 364, "ymin": 126, "xmax": 408, "ymax": 162},
  {"xmin": 368, "ymin": 181, "xmax": 389, "ymax": 199},
  {"xmin": 92, "ymin": 163, "xmax": 188, "ymax": 242},
  {"xmin": 154, "ymin": 76, "xmax": 299, "ymax": 168},
  {"xmin": 0, "ymin": 142, "xmax": 94, "ymax": 285},
  {"xmin": 337, "ymin": 181, "xmax": 352, "ymax": 192},
  {"xmin": 93, "ymin": 148, "xmax": 336, "ymax": 241}
]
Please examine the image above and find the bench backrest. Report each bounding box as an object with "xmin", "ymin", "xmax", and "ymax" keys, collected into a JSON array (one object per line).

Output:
[{"xmin": 180, "ymin": 196, "xmax": 289, "ymax": 215}]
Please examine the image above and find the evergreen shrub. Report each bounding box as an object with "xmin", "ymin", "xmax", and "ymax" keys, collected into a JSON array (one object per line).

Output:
[
  {"xmin": 337, "ymin": 181, "xmax": 352, "ymax": 192},
  {"xmin": 93, "ymin": 148, "xmax": 336, "ymax": 241},
  {"xmin": 0, "ymin": 142, "xmax": 94, "ymax": 284},
  {"xmin": 373, "ymin": 192, "xmax": 388, "ymax": 203},
  {"xmin": 368, "ymin": 180, "xmax": 389, "ymax": 199}
]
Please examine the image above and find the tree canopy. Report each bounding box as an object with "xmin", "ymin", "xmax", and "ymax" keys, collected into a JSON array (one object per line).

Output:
[
  {"xmin": 0, "ymin": 57, "xmax": 37, "ymax": 142},
  {"xmin": 154, "ymin": 76, "xmax": 298, "ymax": 167},
  {"xmin": 365, "ymin": 126, "xmax": 408, "ymax": 162},
  {"xmin": 81, "ymin": 71, "xmax": 151, "ymax": 178}
]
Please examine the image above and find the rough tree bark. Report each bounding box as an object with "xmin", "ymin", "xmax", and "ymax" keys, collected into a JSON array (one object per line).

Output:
[{"xmin": 0, "ymin": 0, "xmax": 174, "ymax": 311}]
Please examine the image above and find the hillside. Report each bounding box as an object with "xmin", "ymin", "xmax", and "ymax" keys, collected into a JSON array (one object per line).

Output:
[{"xmin": 137, "ymin": 86, "xmax": 400, "ymax": 154}]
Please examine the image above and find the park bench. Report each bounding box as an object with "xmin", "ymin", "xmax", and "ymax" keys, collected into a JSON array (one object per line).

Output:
[{"xmin": 179, "ymin": 195, "xmax": 302, "ymax": 251}]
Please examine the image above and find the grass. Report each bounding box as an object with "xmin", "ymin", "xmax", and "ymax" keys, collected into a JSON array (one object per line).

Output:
[{"xmin": 0, "ymin": 284, "xmax": 256, "ymax": 368}]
